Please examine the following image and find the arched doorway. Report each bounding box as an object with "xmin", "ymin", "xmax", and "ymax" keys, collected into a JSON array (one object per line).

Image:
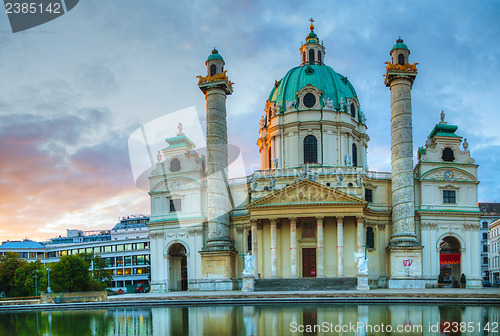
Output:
[
  {"xmin": 168, "ymin": 243, "xmax": 188, "ymax": 291},
  {"xmin": 439, "ymin": 236, "xmax": 461, "ymax": 287}
]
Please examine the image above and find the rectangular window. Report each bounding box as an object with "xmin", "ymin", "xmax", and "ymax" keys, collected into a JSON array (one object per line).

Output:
[
  {"xmin": 132, "ymin": 255, "xmax": 138, "ymax": 266},
  {"xmin": 483, "ymin": 232, "xmax": 488, "ymax": 240},
  {"xmin": 483, "ymin": 257, "xmax": 489, "ymax": 265},
  {"xmin": 170, "ymin": 199, "xmax": 182, "ymax": 212},
  {"xmin": 136, "ymin": 255, "xmax": 145, "ymax": 265},
  {"xmin": 116, "ymin": 269, "xmax": 123, "ymax": 275},
  {"xmin": 483, "ymin": 245, "xmax": 488, "ymax": 253},
  {"xmin": 365, "ymin": 189, "xmax": 373, "ymax": 203},
  {"xmin": 443, "ymin": 190, "xmax": 456, "ymax": 204},
  {"xmin": 124, "ymin": 244, "xmax": 132, "ymax": 251},
  {"xmin": 124, "ymin": 256, "xmax": 132, "ymax": 266},
  {"xmin": 116, "ymin": 244, "xmax": 124, "ymax": 251},
  {"xmin": 366, "ymin": 227, "xmax": 375, "ymax": 249},
  {"xmin": 104, "ymin": 245, "xmax": 112, "ymax": 253},
  {"xmin": 116, "ymin": 256, "xmax": 123, "ymax": 266}
]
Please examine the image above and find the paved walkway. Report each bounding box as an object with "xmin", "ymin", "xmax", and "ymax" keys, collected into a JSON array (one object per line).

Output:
[{"xmin": 110, "ymin": 288, "xmax": 500, "ymax": 301}]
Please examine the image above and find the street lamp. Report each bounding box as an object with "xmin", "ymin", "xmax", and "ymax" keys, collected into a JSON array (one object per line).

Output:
[
  {"xmin": 47, "ymin": 267, "xmax": 51, "ymax": 293},
  {"xmin": 34, "ymin": 275, "xmax": 38, "ymax": 296}
]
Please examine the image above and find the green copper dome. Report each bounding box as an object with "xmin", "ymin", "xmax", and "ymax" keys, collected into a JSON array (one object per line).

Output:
[
  {"xmin": 268, "ymin": 64, "xmax": 358, "ymax": 113},
  {"xmin": 392, "ymin": 38, "xmax": 408, "ymax": 51},
  {"xmin": 207, "ymin": 48, "xmax": 224, "ymax": 62}
]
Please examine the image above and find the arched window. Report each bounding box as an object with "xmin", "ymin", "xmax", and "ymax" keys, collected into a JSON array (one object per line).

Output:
[
  {"xmin": 309, "ymin": 49, "xmax": 315, "ymax": 64},
  {"xmin": 366, "ymin": 227, "xmax": 374, "ymax": 249},
  {"xmin": 350, "ymin": 103, "xmax": 356, "ymax": 118},
  {"xmin": 352, "ymin": 143, "xmax": 358, "ymax": 167},
  {"xmin": 303, "ymin": 135, "xmax": 318, "ymax": 164},
  {"xmin": 442, "ymin": 147, "xmax": 455, "ymax": 162},
  {"xmin": 170, "ymin": 158, "xmax": 181, "ymax": 172},
  {"xmin": 398, "ymin": 54, "xmax": 405, "ymax": 66},
  {"xmin": 210, "ymin": 64, "xmax": 216, "ymax": 76},
  {"xmin": 317, "ymin": 51, "xmax": 322, "ymax": 64}
]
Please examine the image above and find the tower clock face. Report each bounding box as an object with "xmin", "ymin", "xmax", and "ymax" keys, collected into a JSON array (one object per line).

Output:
[
  {"xmin": 168, "ymin": 179, "xmax": 183, "ymax": 190},
  {"xmin": 444, "ymin": 170, "xmax": 454, "ymax": 181}
]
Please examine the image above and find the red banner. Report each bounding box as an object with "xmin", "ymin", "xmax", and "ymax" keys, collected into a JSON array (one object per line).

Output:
[{"xmin": 440, "ymin": 253, "xmax": 461, "ymax": 265}]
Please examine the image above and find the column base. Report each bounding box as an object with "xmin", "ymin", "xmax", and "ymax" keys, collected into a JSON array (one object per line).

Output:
[
  {"xmin": 150, "ymin": 282, "xmax": 167, "ymax": 293},
  {"xmin": 199, "ymin": 250, "xmax": 237, "ymax": 290},
  {"xmin": 387, "ymin": 245, "xmax": 424, "ymax": 288}
]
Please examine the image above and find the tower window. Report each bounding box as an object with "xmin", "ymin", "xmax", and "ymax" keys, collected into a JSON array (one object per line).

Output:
[
  {"xmin": 303, "ymin": 135, "xmax": 318, "ymax": 164},
  {"xmin": 303, "ymin": 93, "xmax": 316, "ymax": 108},
  {"xmin": 169, "ymin": 159, "xmax": 181, "ymax": 172},
  {"xmin": 350, "ymin": 104, "xmax": 356, "ymax": 118},
  {"xmin": 398, "ymin": 53, "xmax": 405, "ymax": 65},
  {"xmin": 365, "ymin": 189, "xmax": 373, "ymax": 203},
  {"xmin": 309, "ymin": 49, "xmax": 315, "ymax": 64},
  {"xmin": 318, "ymin": 51, "xmax": 322, "ymax": 64},
  {"xmin": 443, "ymin": 190, "xmax": 456, "ymax": 204},
  {"xmin": 268, "ymin": 148, "xmax": 272, "ymax": 169},
  {"xmin": 366, "ymin": 227, "xmax": 375, "ymax": 249},
  {"xmin": 302, "ymin": 52, "xmax": 305, "ymax": 64},
  {"xmin": 352, "ymin": 143, "xmax": 358, "ymax": 167},
  {"xmin": 442, "ymin": 147, "xmax": 455, "ymax": 162},
  {"xmin": 210, "ymin": 64, "xmax": 216, "ymax": 76},
  {"xmin": 169, "ymin": 199, "xmax": 182, "ymax": 212}
]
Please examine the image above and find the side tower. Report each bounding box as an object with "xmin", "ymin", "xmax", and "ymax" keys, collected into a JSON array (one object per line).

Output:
[
  {"xmin": 197, "ymin": 49, "xmax": 238, "ymax": 290},
  {"xmin": 384, "ymin": 38, "xmax": 424, "ymax": 288}
]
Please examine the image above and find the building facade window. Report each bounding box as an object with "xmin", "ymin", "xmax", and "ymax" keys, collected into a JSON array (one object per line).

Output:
[
  {"xmin": 303, "ymin": 135, "xmax": 318, "ymax": 164},
  {"xmin": 366, "ymin": 227, "xmax": 375, "ymax": 249},
  {"xmin": 350, "ymin": 103, "xmax": 356, "ymax": 118},
  {"xmin": 483, "ymin": 221, "xmax": 488, "ymax": 229},
  {"xmin": 210, "ymin": 64, "xmax": 216, "ymax": 76},
  {"xmin": 483, "ymin": 245, "xmax": 488, "ymax": 253},
  {"xmin": 247, "ymin": 230, "xmax": 252, "ymax": 253},
  {"xmin": 352, "ymin": 143, "xmax": 358, "ymax": 167},
  {"xmin": 398, "ymin": 53, "xmax": 405, "ymax": 65},
  {"xmin": 317, "ymin": 51, "xmax": 321, "ymax": 64},
  {"xmin": 483, "ymin": 232, "xmax": 488, "ymax": 240},
  {"xmin": 442, "ymin": 147, "xmax": 455, "ymax": 162},
  {"xmin": 170, "ymin": 199, "xmax": 182, "ymax": 212},
  {"xmin": 443, "ymin": 190, "xmax": 456, "ymax": 204},
  {"xmin": 365, "ymin": 189, "xmax": 373, "ymax": 203}
]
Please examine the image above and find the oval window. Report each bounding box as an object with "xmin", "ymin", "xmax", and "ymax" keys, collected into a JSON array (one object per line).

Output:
[{"xmin": 303, "ymin": 93, "xmax": 316, "ymax": 108}]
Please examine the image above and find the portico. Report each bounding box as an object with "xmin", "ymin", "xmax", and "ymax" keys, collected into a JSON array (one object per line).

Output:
[{"xmin": 247, "ymin": 179, "xmax": 369, "ymax": 279}]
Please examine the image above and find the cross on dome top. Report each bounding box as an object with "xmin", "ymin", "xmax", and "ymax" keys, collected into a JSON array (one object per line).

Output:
[{"xmin": 309, "ymin": 17, "xmax": 315, "ymax": 31}]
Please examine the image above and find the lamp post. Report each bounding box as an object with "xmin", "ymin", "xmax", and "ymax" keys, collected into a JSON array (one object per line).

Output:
[
  {"xmin": 47, "ymin": 267, "xmax": 51, "ymax": 293},
  {"xmin": 34, "ymin": 275, "xmax": 38, "ymax": 296}
]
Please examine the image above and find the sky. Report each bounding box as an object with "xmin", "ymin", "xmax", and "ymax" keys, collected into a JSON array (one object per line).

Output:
[{"xmin": 0, "ymin": 0, "xmax": 499, "ymax": 242}]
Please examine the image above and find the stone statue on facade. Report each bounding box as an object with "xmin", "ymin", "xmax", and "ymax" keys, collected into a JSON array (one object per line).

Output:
[
  {"xmin": 286, "ymin": 100, "xmax": 296, "ymax": 109},
  {"xmin": 322, "ymin": 97, "xmax": 334, "ymax": 110},
  {"xmin": 249, "ymin": 175, "xmax": 257, "ymax": 190},
  {"xmin": 259, "ymin": 115, "xmax": 265, "ymax": 128},
  {"xmin": 354, "ymin": 250, "xmax": 368, "ymax": 274},
  {"xmin": 242, "ymin": 254, "xmax": 255, "ymax": 277},
  {"xmin": 425, "ymin": 136, "xmax": 432, "ymax": 148},
  {"xmin": 356, "ymin": 172, "xmax": 362, "ymax": 186},
  {"xmin": 272, "ymin": 158, "xmax": 278, "ymax": 169},
  {"xmin": 463, "ymin": 138, "xmax": 469, "ymax": 150},
  {"xmin": 270, "ymin": 176, "xmax": 276, "ymax": 190},
  {"xmin": 344, "ymin": 154, "xmax": 352, "ymax": 166},
  {"xmin": 339, "ymin": 97, "xmax": 345, "ymax": 111}
]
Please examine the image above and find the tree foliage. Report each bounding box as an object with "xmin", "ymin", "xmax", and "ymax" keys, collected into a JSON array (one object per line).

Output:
[
  {"xmin": 14, "ymin": 260, "xmax": 46, "ymax": 297},
  {"xmin": 0, "ymin": 252, "xmax": 27, "ymax": 297},
  {"xmin": 50, "ymin": 255, "xmax": 90, "ymax": 292}
]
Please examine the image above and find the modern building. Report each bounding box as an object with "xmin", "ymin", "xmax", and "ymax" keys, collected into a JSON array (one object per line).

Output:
[
  {"xmin": 148, "ymin": 21, "xmax": 482, "ymax": 291},
  {"xmin": 480, "ymin": 203, "xmax": 500, "ymax": 282},
  {"xmin": 488, "ymin": 218, "xmax": 500, "ymax": 285},
  {"xmin": 0, "ymin": 215, "xmax": 151, "ymax": 291}
]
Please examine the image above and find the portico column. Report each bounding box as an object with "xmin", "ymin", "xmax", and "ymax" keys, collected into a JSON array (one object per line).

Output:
[
  {"xmin": 270, "ymin": 218, "xmax": 278, "ymax": 278},
  {"xmin": 251, "ymin": 219, "xmax": 258, "ymax": 278},
  {"xmin": 357, "ymin": 216, "xmax": 365, "ymax": 254},
  {"xmin": 290, "ymin": 217, "xmax": 298, "ymax": 278},
  {"xmin": 337, "ymin": 216, "xmax": 344, "ymax": 277},
  {"xmin": 316, "ymin": 216, "xmax": 325, "ymax": 278}
]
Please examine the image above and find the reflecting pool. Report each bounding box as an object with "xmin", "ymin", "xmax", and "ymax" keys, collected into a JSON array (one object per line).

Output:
[{"xmin": 0, "ymin": 304, "xmax": 499, "ymax": 336}]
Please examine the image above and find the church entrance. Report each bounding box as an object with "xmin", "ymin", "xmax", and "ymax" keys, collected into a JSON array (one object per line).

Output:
[
  {"xmin": 439, "ymin": 236, "xmax": 461, "ymax": 288},
  {"xmin": 168, "ymin": 243, "xmax": 188, "ymax": 291},
  {"xmin": 302, "ymin": 248, "xmax": 316, "ymax": 277}
]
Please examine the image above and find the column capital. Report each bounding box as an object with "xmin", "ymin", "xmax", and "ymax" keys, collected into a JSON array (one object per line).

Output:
[
  {"xmin": 356, "ymin": 216, "xmax": 364, "ymax": 224},
  {"xmin": 250, "ymin": 218, "xmax": 258, "ymax": 225},
  {"xmin": 336, "ymin": 216, "xmax": 344, "ymax": 224},
  {"xmin": 316, "ymin": 216, "xmax": 324, "ymax": 222},
  {"xmin": 270, "ymin": 218, "xmax": 278, "ymax": 225}
]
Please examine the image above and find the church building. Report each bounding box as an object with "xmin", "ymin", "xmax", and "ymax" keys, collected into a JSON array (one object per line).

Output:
[{"xmin": 147, "ymin": 20, "xmax": 482, "ymax": 291}]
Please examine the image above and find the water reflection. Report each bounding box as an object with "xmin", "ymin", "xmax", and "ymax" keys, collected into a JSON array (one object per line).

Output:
[{"xmin": 0, "ymin": 304, "xmax": 498, "ymax": 336}]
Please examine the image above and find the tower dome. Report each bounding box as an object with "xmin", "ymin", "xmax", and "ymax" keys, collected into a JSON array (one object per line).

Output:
[{"xmin": 258, "ymin": 19, "xmax": 369, "ymax": 171}]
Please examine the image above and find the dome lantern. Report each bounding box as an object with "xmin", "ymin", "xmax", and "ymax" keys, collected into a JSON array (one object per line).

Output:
[{"xmin": 300, "ymin": 18, "xmax": 325, "ymax": 66}]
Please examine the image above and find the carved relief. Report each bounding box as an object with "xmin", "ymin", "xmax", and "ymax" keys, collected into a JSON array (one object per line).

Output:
[{"xmin": 149, "ymin": 231, "xmax": 164, "ymax": 238}]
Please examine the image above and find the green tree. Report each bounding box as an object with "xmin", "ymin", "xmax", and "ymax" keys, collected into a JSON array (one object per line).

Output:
[
  {"xmin": 79, "ymin": 253, "xmax": 113, "ymax": 290},
  {"xmin": 0, "ymin": 252, "xmax": 26, "ymax": 297},
  {"xmin": 50, "ymin": 255, "xmax": 90, "ymax": 292},
  {"xmin": 13, "ymin": 260, "xmax": 46, "ymax": 297}
]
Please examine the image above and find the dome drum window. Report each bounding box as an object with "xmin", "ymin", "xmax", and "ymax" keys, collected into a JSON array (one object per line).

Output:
[
  {"xmin": 303, "ymin": 135, "xmax": 318, "ymax": 164},
  {"xmin": 303, "ymin": 93, "xmax": 316, "ymax": 108}
]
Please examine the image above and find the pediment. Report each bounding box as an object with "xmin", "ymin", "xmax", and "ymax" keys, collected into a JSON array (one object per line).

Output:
[
  {"xmin": 247, "ymin": 179, "xmax": 367, "ymax": 208},
  {"xmin": 420, "ymin": 167, "xmax": 478, "ymax": 183}
]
